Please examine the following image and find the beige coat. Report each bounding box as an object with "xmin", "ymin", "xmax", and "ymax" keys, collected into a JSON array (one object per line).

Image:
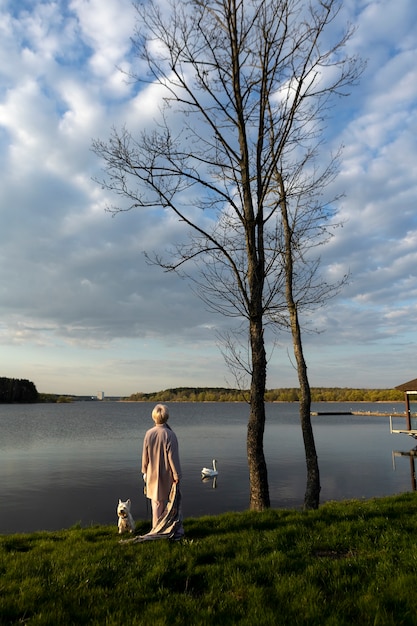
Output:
[{"xmin": 141, "ymin": 424, "xmax": 182, "ymax": 502}]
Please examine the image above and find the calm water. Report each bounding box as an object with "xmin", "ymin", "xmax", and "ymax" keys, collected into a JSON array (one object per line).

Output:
[{"xmin": 0, "ymin": 401, "xmax": 414, "ymax": 534}]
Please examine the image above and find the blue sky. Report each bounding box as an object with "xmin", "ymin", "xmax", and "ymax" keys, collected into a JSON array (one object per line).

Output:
[{"xmin": 0, "ymin": 0, "xmax": 416, "ymax": 396}]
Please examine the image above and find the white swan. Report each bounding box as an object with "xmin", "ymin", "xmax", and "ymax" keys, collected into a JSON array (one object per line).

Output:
[{"xmin": 201, "ymin": 459, "xmax": 218, "ymax": 477}]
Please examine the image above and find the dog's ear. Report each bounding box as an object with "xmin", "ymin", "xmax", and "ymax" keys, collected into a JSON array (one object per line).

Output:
[
  {"xmin": 127, "ymin": 499, "xmax": 131, "ymax": 505},
  {"xmin": 118, "ymin": 499, "xmax": 122, "ymax": 504}
]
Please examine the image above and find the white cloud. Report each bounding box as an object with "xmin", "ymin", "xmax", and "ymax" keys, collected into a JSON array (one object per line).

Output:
[{"xmin": 0, "ymin": 0, "xmax": 416, "ymax": 394}]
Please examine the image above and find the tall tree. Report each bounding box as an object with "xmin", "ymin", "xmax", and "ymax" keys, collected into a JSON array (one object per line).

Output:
[{"xmin": 93, "ymin": 0, "xmax": 362, "ymax": 510}]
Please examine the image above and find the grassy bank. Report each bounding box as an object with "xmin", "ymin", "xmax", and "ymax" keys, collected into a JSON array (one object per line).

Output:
[{"xmin": 1, "ymin": 494, "xmax": 417, "ymax": 625}]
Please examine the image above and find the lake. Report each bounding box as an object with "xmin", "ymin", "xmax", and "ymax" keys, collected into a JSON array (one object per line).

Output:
[{"xmin": 0, "ymin": 401, "xmax": 414, "ymax": 534}]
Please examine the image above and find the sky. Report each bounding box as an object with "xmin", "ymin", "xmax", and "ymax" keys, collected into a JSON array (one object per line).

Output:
[{"xmin": 0, "ymin": 0, "xmax": 416, "ymax": 397}]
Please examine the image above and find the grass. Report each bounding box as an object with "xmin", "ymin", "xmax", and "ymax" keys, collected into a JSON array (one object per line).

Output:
[{"xmin": 1, "ymin": 493, "xmax": 417, "ymax": 625}]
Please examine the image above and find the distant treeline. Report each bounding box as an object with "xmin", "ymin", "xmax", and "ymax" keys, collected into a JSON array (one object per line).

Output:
[
  {"xmin": 38, "ymin": 394, "xmax": 76, "ymax": 403},
  {"xmin": 126, "ymin": 386, "xmax": 404, "ymax": 403},
  {"xmin": 0, "ymin": 377, "xmax": 39, "ymax": 403}
]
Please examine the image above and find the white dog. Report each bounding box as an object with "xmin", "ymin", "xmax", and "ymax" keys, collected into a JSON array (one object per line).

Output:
[{"xmin": 117, "ymin": 498, "xmax": 135, "ymax": 534}]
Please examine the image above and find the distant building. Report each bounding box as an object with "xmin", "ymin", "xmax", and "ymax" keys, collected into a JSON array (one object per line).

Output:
[{"xmin": 97, "ymin": 391, "xmax": 105, "ymax": 400}]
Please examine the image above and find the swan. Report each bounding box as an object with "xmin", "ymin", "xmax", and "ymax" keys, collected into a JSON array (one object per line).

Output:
[{"xmin": 201, "ymin": 459, "xmax": 218, "ymax": 477}]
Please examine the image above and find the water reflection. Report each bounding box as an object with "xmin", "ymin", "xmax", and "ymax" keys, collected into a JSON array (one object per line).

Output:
[
  {"xmin": 0, "ymin": 401, "xmax": 413, "ymax": 534},
  {"xmin": 392, "ymin": 447, "xmax": 417, "ymax": 491},
  {"xmin": 201, "ymin": 475, "xmax": 218, "ymax": 488}
]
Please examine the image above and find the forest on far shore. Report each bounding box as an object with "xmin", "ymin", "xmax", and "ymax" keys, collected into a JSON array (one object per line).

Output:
[
  {"xmin": 0, "ymin": 377, "xmax": 39, "ymax": 403},
  {"xmin": 127, "ymin": 386, "xmax": 405, "ymax": 403},
  {"xmin": 0, "ymin": 379, "xmax": 407, "ymax": 404}
]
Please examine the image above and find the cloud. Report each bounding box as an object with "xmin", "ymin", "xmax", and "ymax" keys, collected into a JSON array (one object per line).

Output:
[{"xmin": 0, "ymin": 0, "xmax": 416, "ymax": 394}]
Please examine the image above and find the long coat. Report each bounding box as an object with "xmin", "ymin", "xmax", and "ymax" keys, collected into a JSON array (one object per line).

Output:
[{"xmin": 141, "ymin": 423, "xmax": 182, "ymax": 502}]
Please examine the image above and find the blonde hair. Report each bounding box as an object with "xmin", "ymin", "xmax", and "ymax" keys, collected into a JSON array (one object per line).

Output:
[{"xmin": 152, "ymin": 403, "xmax": 169, "ymax": 424}]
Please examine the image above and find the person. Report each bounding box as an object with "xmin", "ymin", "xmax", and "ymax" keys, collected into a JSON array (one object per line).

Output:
[{"xmin": 141, "ymin": 403, "xmax": 184, "ymax": 538}]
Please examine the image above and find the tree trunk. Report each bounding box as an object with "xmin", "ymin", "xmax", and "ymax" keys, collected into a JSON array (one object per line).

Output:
[
  {"xmin": 280, "ymin": 175, "xmax": 320, "ymax": 509},
  {"xmin": 247, "ymin": 316, "xmax": 270, "ymax": 511},
  {"xmin": 290, "ymin": 308, "xmax": 321, "ymax": 509}
]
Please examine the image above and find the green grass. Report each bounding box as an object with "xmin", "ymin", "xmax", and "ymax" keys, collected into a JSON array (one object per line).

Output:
[{"xmin": 2, "ymin": 493, "xmax": 417, "ymax": 625}]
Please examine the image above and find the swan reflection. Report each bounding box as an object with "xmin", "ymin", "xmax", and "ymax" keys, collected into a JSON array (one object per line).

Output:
[{"xmin": 201, "ymin": 475, "xmax": 218, "ymax": 489}]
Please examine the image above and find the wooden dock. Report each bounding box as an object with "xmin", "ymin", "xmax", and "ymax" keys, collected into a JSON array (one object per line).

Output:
[
  {"xmin": 389, "ymin": 415, "xmax": 417, "ymax": 439},
  {"xmin": 311, "ymin": 411, "xmax": 352, "ymax": 415},
  {"xmin": 311, "ymin": 411, "xmax": 400, "ymax": 417}
]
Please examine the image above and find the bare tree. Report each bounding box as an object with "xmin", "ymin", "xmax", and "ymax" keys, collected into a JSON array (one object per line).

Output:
[{"xmin": 93, "ymin": 0, "xmax": 363, "ymax": 510}]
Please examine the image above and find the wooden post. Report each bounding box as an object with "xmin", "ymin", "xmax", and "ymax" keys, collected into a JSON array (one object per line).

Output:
[{"xmin": 405, "ymin": 392, "xmax": 411, "ymax": 430}]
